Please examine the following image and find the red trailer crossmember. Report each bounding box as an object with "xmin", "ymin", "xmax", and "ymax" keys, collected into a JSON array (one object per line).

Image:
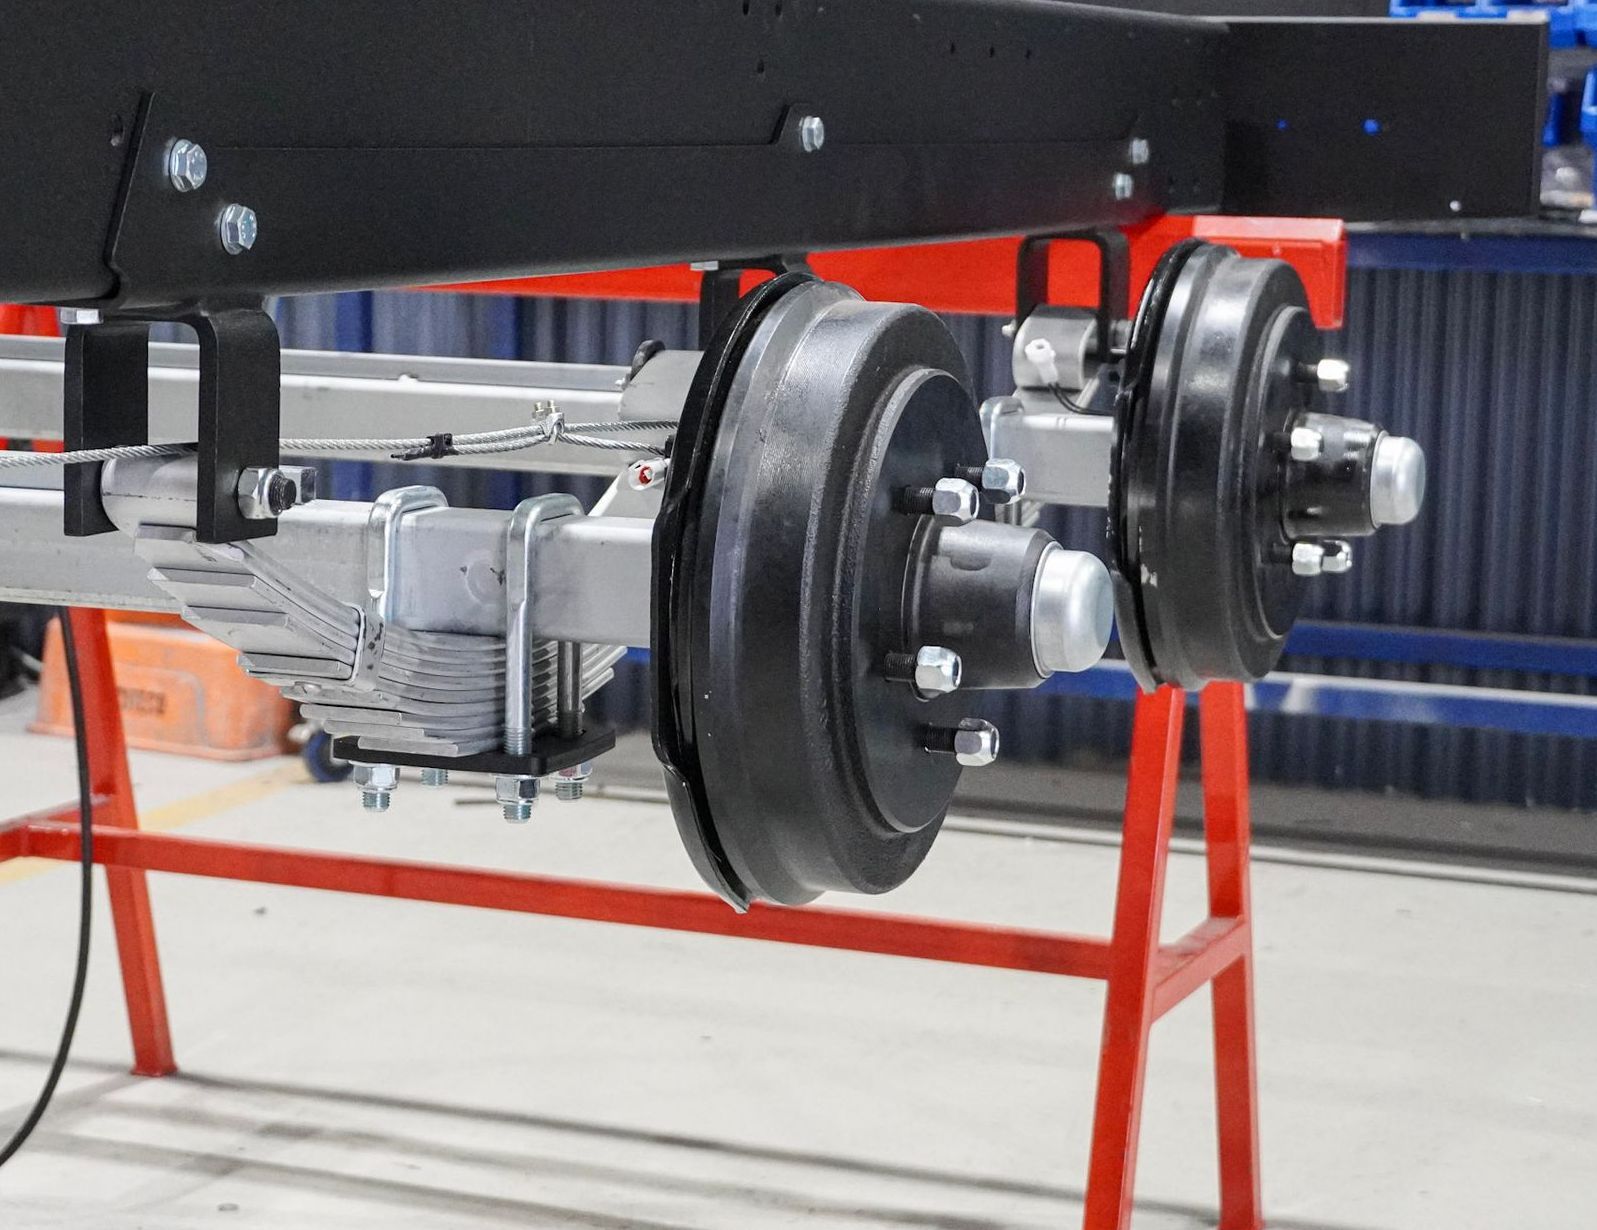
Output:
[{"xmin": 1, "ymin": 610, "xmax": 1263, "ymax": 1229}]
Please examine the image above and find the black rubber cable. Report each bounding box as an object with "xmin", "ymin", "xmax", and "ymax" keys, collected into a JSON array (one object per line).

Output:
[{"xmin": 0, "ymin": 611, "xmax": 94, "ymax": 1169}]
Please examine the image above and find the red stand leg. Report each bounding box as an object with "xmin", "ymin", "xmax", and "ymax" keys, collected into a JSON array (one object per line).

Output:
[
  {"xmin": 1083, "ymin": 686, "xmax": 1186, "ymax": 1230},
  {"xmin": 1200, "ymin": 683, "xmax": 1263, "ymax": 1230},
  {"xmin": 1082, "ymin": 682, "xmax": 1262, "ymax": 1229},
  {"xmin": 65, "ymin": 609, "xmax": 177, "ymax": 1077}
]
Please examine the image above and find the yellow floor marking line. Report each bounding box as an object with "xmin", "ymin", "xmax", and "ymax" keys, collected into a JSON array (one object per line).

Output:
[{"xmin": 0, "ymin": 760, "xmax": 306, "ymax": 887}]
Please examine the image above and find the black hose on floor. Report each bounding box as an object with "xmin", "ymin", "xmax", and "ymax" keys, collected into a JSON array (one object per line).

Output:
[{"xmin": 0, "ymin": 611, "xmax": 94, "ymax": 1168}]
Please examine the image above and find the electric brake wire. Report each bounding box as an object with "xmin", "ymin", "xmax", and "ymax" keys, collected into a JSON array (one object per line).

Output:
[{"xmin": 0, "ymin": 612, "xmax": 93, "ymax": 1169}]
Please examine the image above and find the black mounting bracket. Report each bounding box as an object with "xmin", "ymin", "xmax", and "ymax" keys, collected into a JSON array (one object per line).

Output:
[
  {"xmin": 1016, "ymin": 229, "xmax": 1131, "ymax": 363},
  {"xmin": 696, "ymin": 256, "xmax": 813, "ymax": 349},
  {"xmin": 333, "ymin": 724, "xmax": 617, "ymax": 777},
  {"xmin": 63, "ymin": 302, "xmax": 282, "ymax": 544}
]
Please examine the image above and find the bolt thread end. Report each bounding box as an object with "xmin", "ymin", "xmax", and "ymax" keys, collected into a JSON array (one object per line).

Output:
[
  {"xmin": 360, "ymin": 791, "xmax": 391, "ymax": 813},
  {"xmin": 554, "ymin": 781, "xmax": 585, "ymax": 802},
  {"xmin": 502, "ymin": 802, "xmax": 534, "ymax": 824}
]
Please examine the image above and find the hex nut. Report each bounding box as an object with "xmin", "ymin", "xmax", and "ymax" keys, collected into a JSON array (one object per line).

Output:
[
  {"xmin": 1291, "ymin": 542, "xmax": 1326, "ymax": 577},
  {"xmin": 952, "ymin": 720, "xmax": 1000, "ymax": 768},
  {"xmin": 1112, "ymin": 172, "xmax": 1134, "ymax": 201},
  {"xmin": 1129, "ymin": 137, "xmax": 1151, "ymax": 166},
  {"xmin": 912, "ymin": 646, "xmax": 963, "ymax": 698},
  {"xmin": 980, "ymin": 458, "xmax": 1026, "ymax": 504},
  {"xmin": 353, "ymin": 763, "xmax": 399, "ymax": 791},
  {"xmin": 1320, "ymin": 540, "xmax": 1354, "ymax": 574},
  {"xmin": 930, "ymin": 478, "xmax": 980, "ymax": 523},
  {"xmin": 1314, "ymin": 358, "xmax": 1351, "ymax": 394},
  {"xmin": 798, "ymin": 114, "xmax": 826, "ymax": 153},
  {"xmin": 236, "ymin": 466, "xmax": 314, "ymax": 520},
  {"xmin": 218, "ymin": 203, "xmax": 258, "ymax": 255},
  {"xmin": 166, "ymin": 139, "xmax": 209, "ymax": 192},
  {"xmin": 1288, "ymin": 426, "xmax": 1325, "ymax": 463}
]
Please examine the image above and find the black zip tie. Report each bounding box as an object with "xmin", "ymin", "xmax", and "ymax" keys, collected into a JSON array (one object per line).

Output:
[{"xmin": 392, "ymin": 432, "xmax": 455, "ymax": 462}]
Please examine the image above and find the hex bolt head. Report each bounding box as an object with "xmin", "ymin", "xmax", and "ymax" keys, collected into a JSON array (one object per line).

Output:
[
  {"xmin": 58, "ymin": 308, "xmax": 102, "ymax": 328},
  {"xmin": 1129, "ymin": 137, "xmax": 1151, "ymax": 166},
  {"xmin": 930, "ymin": 477, "xmax": 980, "ymax": 523},
  {"xmin": 353, "ymin": 763, "xmax": 399, "ymax": 812},
  {"xmin": 1320, "ymin": 539, "xmax": 1354, "ymax": 575},
  {"xmin": 218, "ymin": 203, "xmax": 258, "ymax": 255},
  {"xmin": 1291, "ymin": 541, "xmax": 1326, "ymax": 577},
  {"xmin": 798, "ymin": 114, "xmax": 826, "ymax": 153},
  {"xmin": 912, "ymin": 646, "xmax": 963, "ymax": 698},
  {"xmin": 1314, "ymin": 357, "xmax": 1351, "ymax": 394},
  {"xmin": 924, "ymin": 718, "xmax": 1001, "ymax": 767},
  {"xmin": 495, "ymin": 775, "xmax": 540, "ymax": 823},
  {"xmin": 166, "ymin": 138, "xmax": 209, "ymax": 192},
  {"xmin": 1112, "ymin": 172, "xmax": 1135, "ymax": 202},
  {"xmin": 420, "ymin": 767, "xmax": 451, "ymax": 788},
  {"xmin": 1288, "ymin": 426, "xmax": 1325, "ymax": 463}
]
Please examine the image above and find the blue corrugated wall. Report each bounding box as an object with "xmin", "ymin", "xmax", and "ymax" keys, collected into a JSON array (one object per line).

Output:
[{"xmin": 270, "ymin": 241, "xmax": 1597, "ymax": 810}]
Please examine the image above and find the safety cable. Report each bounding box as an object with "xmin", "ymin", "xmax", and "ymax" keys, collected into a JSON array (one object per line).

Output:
[
  {"xmin": 0, "ymin": 414, "xmax": 677, "ymax": 469},
  {"xmin": 0, "ymin": 612, "xmax": 94, "ymax": 1169}
]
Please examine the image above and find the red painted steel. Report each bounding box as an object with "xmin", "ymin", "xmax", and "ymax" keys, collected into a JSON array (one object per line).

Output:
[
  {"xmin": 0, "ymin": 617, "xmax": 1262, "ymax": 1229},
  {"xmin": 62, "ymin": 609, "xmax": 177, "ymax": 1077},
  {"xmin": 431, "ymin": 216, "xmax": 1346, "ymax": 329},
  {"xmin": 1199, "ymin": 682, "xmax": 1265, "ymax": 1230}
]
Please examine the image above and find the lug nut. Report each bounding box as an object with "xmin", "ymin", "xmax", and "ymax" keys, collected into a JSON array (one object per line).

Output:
[
  {"xmin": 1288, "ymin": 426, "xmax": 1325, "ymax": 463},
  {"xmin": 218, "ymin": 203, "xmax": 258, "ymax": 255},
  {"xmin": 1300, "ymin": 357, "xmax": 1350, "ymax": 394},
  {"xmin": 956, "ymin": 458, "xmax": 1026, "ymax": 505},
  {"xmin": 353, "ymin": 763, "xmax": 399, "ymax": 812},
  {"xmin": 798, "ymin": 114, "xmax": 826, "ymax": 153},
  {"xmin": 913, "ymin": 646, "xmax": 963, "ymax": 698},
  {"xmin": 924, "ymin": 718, "xmax": 1000, "ymax": 767},
  {"xmin": 1320, "ymin": 539, "xmax": 1354, "ymax": 574},
  {"xmin": 495, "ymin": 775, "xmax": 540, "ymax": 823},
  {"xmin": 1290, "ymin": 541, "xmax": 1326, "ymax": 577},
  {"xmin": 902, "ymin": 478, "xmax": 980, "ymax": 524},
  {"xmin": 166, "ymin": 138, "xmax": 209, "ymax": 192}
]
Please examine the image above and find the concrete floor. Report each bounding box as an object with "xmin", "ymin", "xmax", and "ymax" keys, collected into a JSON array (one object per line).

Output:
[{"xmin": 0, "ymin": 697, "xmax": 1594, "ymax": 1229}]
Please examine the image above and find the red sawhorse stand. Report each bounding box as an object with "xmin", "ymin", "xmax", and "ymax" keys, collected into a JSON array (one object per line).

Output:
[{"xmin": 1, "ymin": 608, "xmax": 1262, "ymax": 1230}]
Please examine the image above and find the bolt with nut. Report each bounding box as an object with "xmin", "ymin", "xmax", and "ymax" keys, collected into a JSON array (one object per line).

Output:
[
  {"xmin": 1288, "ymin": 426, "xmax": 1325, "ymax": 463},
  {"xmin": 798, "ymin": 114, "xmax": 826, "ymax": 153},
  {"xmin": 957, "ymin": 458, "xmax": 1026, "ymax": 506},
  {"xmin": 218, "ymin": 203, "xmax": 258, "ymax": 255},
  {"xmin": 885, "ymin": 645, "xmax": 964, "ymax": 699},
  {"xmin": 550, "ymin": 761, "xmax": 594, "ymax": 802},
  {"xmin": 236, "ymin": 465, "xmax": 316, "ymax": 521},
  {"xmin": 166, "ymin": 139, "xmax": 209, "ymax": 192},
  {"xmin": 924, "ymin": 718, "xmax": 1000, "ymax": 767},
  {"xmin": 495, "ymin": 775, "xmax": 540, "ymax": 823},
  {"xmin": 353, "ymin": 763, "xmax": 399, "ymax": 812},
  {"xmin": 901, "ymin": 477, "xmax": 980, "ymax": 524}
]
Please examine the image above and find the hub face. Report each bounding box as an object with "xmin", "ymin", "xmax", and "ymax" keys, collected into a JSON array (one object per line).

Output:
[
  {"xmin": 652, "ymin": 278, "xmax": 1108, "ymax": 907},
  {"xmin": 1109, "ymin": 241, "xmax": 1415, "ymax": 691}
]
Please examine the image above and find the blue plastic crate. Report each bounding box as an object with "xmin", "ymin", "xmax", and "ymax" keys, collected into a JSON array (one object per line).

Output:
[{"xmin": 1390, "ymin": 1, "xmax": 1578, "ymax": 49}]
